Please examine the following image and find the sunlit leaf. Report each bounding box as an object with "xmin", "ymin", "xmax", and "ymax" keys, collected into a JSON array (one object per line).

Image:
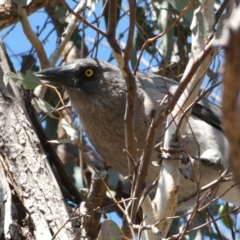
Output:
[
  {"xmin": 25, "ymin": 70, "xmax": 41, "ymax": 84},
  {"xmin": 157, "ymin": 0, "xmax": 174, "ymax": 63},
  {"xmin": 3, "ymin": 72, "xmax": 18, "ymax": 86},
  {"xmin": 65, "ymin": 163, "xmax": 84, "ymax": 190},
  {"xmin": 98, "ymin": 219, "xmax": 128, "ymax": 240},
  {"xmin": 13, "ymin": 0, "xmax": 28, "ymax": 6},
  {"xmin": 49, "ymin": 123, "xmax": 77, "ymax": 143},
  {"xmin": 87, "ymin": 0, "xmax": 100, "ymax": 17},
  {"xmin": 61, "ymin": 118, "xmax": 78, "ymax": 142},
  {"xmin": 17, "ymin": 71, "xmax": 40, "ymax": 89},
  {"xmin": 31, "ymin": 98, "xmax": 55, "ymax": 118},
  {"xmin": 130, "ymin": 37, "xmax": 137, "ymax": 70},
  {"xmin": 219, "ymin": 204, "xmax": 231, "ymax": 228},
  {"xmin": 167, "ymin": 0, "xmax": 194, "ymax": 27}
]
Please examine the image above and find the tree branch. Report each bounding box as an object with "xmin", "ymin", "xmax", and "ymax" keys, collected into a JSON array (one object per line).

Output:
[
  {"xmin": 60, "ymin": 0, "xmax": 107, "ymax": 37},
  {"xmin": 0, "ymin": 0, "xmax": 52, "ymax": 30},
  {"xmin": 50, "ymin": 0, "xmax": 88, "ymax": 66},
  {"xmin": 152, "ymin": 1, "xmax": 215, "ymax": 236},
  {"xmin": 221, "ymin": 4, "xmax": 240, "ymax": 187},
  {"xmin": 106, "ymin": 1, "xmax": 137, "ymax": 183},
  {"xmin": 17, "ymin": 5, "xmax": 50, "ymax": 69}
]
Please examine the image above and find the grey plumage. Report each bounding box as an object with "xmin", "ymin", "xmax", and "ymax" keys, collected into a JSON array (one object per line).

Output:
[{"xmin": 36, "ymin": 58, "xmax": 239, "ymax": 210}]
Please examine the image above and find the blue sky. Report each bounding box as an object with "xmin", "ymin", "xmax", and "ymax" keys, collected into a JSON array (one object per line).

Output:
[{"xmin": 1, "ymin": 1, "xmax": 163, "ymax": 74}]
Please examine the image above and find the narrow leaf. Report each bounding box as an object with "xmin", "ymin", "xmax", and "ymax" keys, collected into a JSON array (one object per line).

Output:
[
  {"xmin": 98, "ymin": 219, "xmax": 128, "ymax": 240},
  {"xmin": 61, "ymin": 118, "xmax": 78, "ymax": 142},
  {"xmin": 31, "ymin": 98, "xmax": 55, "ymax": 118},
  {"xmin": 3, "ymin": 72, "xmax": 18, "ymax": 86},
  {"xmin": 17, "ymin": 71, "xmax": 40, "ymax": 90}
]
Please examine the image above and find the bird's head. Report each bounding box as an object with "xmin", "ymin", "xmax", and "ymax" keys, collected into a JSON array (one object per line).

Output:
[{"xmin": 35, "ymin": 58, "xmax": 126, "ymax": 97}]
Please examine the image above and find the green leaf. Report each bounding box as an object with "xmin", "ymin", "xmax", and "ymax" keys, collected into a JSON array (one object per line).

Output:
[
  {"xmin": 135, "ymin": 6, "xmax": 156, "ymax": 54},
  {"xmin": 191, "ymin": 0, "xmax": 200, "ymax": 7},
  {"xmin": 3, "ymin": 72, "xmax": 18, "ymax": 86},
  {"xmin": 17, "ymin": 71, "xmax": 40, "ymax": 89},
  {"xmin": 64, "ymin": 163, "xmax": 84, "ymax": 190},
  {"xmin": 13, "ymin": 0, "xmax": 28, "ymax": 6},
  {"xmin": 167, "ymin": 0, "xmax": 194, "ymax": 27},
  {"xmin": 219, "ymin": 204, "xmax": 231, "ymax": 228},
  {"xmin": 98, "ymin": 219, "xmax": 126, "ymax": 240},
  {"xmin": 26, "ymin": 70, "xmax": 41, "ymax": 84},
  {"xmin": 31, "ymin": 98, "xmax": 55, "ymax": 118},
  {"xmin": 48, "ymin": 119, "xmax": 78, "ymax": 143},
  {"xmin": 61, "ymin": 118, "xmax": 78, "ymax": 142},
  {"xmin": 130, "ymin": 37, "xmax": 137, "ymax": 70},
  {"xmin": 20, "ymin": 55, "xmax": 39, "ymax": 72},
  {"xmin": 53, "ymin": 5, "xmax": 67, "ymax": 19},
  {"xmin": 157, "ymin": 1, "xmax": 174, "ymax": 62},
  {"xmin": 103, "ymin": 0, "xmax": 122, "ymax": 28},
  {"xmin": 87, "ymin": 0, "xmax": 100, "ymax": 17},
  {"xmin": 3, "ymin": 71, "xmax": 39, "ymax": 90}
]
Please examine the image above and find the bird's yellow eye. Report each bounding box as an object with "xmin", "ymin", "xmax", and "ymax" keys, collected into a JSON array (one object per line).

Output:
[{"xmin": 85, "ymin": 68, "xmax": 94, "ymax": 77}]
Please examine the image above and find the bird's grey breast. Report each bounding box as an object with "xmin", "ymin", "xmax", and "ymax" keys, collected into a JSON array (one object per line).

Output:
[{"xmin": 66, "ymin": 86, "xmax": 133, "ymax": 174}]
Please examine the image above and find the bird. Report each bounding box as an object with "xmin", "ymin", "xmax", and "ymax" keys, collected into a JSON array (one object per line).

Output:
[{"xmin": 35, "ymin": 58, "xmax": 240, "ymax": 210}]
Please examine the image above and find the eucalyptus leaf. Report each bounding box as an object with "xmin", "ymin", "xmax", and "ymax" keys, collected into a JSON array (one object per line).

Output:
[
  {"xmin": 130, "ymin": 37, "xmax": 137, "ymax": 70},
  {"xmin": 3, "ymin": 72, "xmax": 18, "ymax": 86},
  {"xmin": 31, "ymin": 98, "xmax": 55, "ymax": 118},
  {"xmin": 167, "ymin": 0, "xmax": 194, "ymax": 27},
  {"xmin": 61, "ymin": 118, "xmax": 78, "ymax": 142},
  {"xmin": 87, "ymin": 0, "xmax": 100, "ymax": 17},
  {"xmin": 65, "ymin": 163, "xmax": 84, "ymax": 190},
  {"xmin": 103, "ymin": 0, "xmax": 122, "ymax": 28},
  {"xmin": 219, "ymin": 204, "xmax": 231, "ymax": 228},
  {"xmin": 21, "ymin": 55, "xmax": 39, "ymax": 72},
  {"xmin": 97, "ymin": 219, "xmax": 126, "ymax": 240},
  {"xmin": 135, "ymin": 6, "xmax": 156, "ymax": 54},
  {"xmin": 26, "ymin": 70, "xmax": 41, "ymax": 84},
  {"xmin": 16, "ymin": 71, "xmax": 40, "ymax": 89},
  {"xmin": 53, "ymin": 5, "xmax": 67, "ymax": 19},
  {"xmin": 13, "ymin": 0, "xmax": 28, "ymax": 6},
  {"xmin": 157, "ymin": 0, "xmax": 174, "ymax": 63}
]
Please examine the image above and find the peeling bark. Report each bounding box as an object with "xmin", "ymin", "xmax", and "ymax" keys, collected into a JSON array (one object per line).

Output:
[
  {"xmin": 0, "ymin": 0, "xmax": 58, "ymax": 30},
  {"xmin": 0, "ymin": 42, "xmax": 76, "ymax": 239}
]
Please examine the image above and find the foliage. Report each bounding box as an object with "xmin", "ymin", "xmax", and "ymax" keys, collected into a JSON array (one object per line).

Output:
[{"xmin": 1, "ymin": 0, "xmax": 239, "ymax": 239}]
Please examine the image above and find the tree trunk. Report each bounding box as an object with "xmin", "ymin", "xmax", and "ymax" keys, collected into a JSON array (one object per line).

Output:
[{"xmin": 0, "ymin": 42, "xmax": 76, "ymax": 239}]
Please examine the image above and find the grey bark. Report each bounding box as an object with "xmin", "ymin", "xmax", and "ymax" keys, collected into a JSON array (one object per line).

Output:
[
  {"xmin": 0, "ymin": 42, "xmax": 75, "ymax": 239},
  {"xmin": 0, "ymin": 0, "xmax": 56, "ymax": 30}
]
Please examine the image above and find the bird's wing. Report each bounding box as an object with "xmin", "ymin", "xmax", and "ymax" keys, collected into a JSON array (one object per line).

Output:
[
  {"xmin": 192, "ymin": 100, "xmax": 222, "ymax": 131},
  {"xmin": 136, "ymin": 72, "xmax": 223, "ymax": 132}
]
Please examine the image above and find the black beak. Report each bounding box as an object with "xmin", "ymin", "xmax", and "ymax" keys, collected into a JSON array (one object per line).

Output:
[{"xmin": 35, "ymin": 64, "xmax": 78, "ymax": 87}]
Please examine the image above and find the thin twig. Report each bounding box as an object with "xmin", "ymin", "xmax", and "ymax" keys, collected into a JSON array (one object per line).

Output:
[
  {"xmin": 134, "ymin": 1, "xmax": 192, "ymax": 74},
  {"xmin": 206, "ymin": 208, "xmax": 224, "ymax": 240},
  {"xmin": 50, "ymin": 0, "xmax": 88, "ymax": 66},
  {"xmin": 60, "ymin": 0, "xmax": 107, "ymax": 37},
  {"xmin": 185, "ymin": 206, "xmax": 240, "ymax": 235},
  {"xmin": 17, "ymin": 6, "xmax": 50, "ymax": 69},
  {"xmin": 106, "ymin": 1, "xmax": 138, "ymax": 227}
]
